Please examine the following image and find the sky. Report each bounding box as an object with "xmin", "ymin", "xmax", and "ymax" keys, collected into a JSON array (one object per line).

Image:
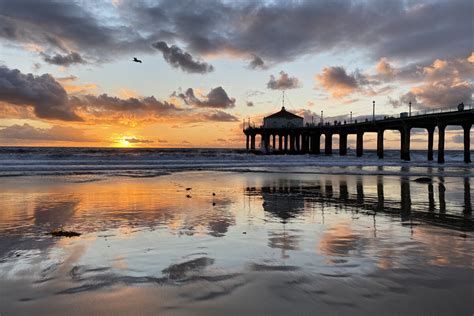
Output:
[{"xmin": 0, "ymin": 0, "xmax": 472, "ymax": 148}]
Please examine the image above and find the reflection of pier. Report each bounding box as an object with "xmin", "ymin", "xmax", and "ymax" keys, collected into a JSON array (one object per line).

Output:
[
  {"xmin": 246, "ymin": 177, "xmax": 473, "ymax": 231},
  {"xmin": 244, "ymin": 108, "xmax": 473, "ymax": 163}
]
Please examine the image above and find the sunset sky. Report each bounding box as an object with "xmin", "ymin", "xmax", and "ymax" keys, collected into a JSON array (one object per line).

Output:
[{"xmin": 0, "ymin": 0, "xmax": 472, "ymax": 148}]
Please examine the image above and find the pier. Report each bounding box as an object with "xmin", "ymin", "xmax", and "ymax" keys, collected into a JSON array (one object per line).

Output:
[{"xmin": 244, "ymin": 106, "xmax": 474, "ymax": 163}]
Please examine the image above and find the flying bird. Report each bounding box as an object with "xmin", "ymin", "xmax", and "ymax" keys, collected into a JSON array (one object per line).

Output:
[{"xmin": 132, "ymin": 57, "xmax": 142, "ymax": 63}]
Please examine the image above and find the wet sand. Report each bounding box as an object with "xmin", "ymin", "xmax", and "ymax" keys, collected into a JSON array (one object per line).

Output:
[{"xmin": 0, "ymin": 171, "xmax": 472, "ymax": 315}]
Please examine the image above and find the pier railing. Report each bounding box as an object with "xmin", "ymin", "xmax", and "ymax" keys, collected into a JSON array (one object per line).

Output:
[{"xmin": 243, "ymin": 103, "xmax": 473, "ymax": 129}]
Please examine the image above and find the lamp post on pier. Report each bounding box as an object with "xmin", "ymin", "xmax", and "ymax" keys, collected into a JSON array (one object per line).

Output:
[
  {"xmin": 350, "ymin": 111, "xmax": 352, "ymax": 123},
  {"xmin": 373, "ymin": 100, "xmax": 375, "ymax": 121}
]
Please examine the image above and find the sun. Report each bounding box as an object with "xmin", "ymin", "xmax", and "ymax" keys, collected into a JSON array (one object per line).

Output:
[{"xmin": 115, "ymin": 136, "xmax": 133, "ymax": 148}]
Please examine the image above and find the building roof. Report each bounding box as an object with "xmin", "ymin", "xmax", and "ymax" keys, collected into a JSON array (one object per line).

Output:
[{"xmin": 265, "ymin": 107, "xmax": 303, "ymax": 120}]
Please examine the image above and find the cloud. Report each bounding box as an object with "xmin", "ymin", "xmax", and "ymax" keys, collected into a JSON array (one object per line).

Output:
[
  {"xmin": 0, "ymin": 66, "xmax": 240, "ymax": 126},
  {"xmin": 376, "ymin": 58, "xmax": 396, "ymax": 80},
  {"xmin": 248, "ymin": 54, "xmax": 267, "ymax": 70},
  {"xmin": 451, "ymin": 134, "xmax": 465, "ymax": 144},
  {"xmin": 384, "ymin": 55, "xmax": 473, "ymax": 109},
  {"xmin": 124, "ymin": 137, "xmax": 153, "ymax": 144},
  {"xmin": 152, "ymin": 41, "xmax": 214, "ymax": 73},
  {"xmin": 173, "ymin": 87, "xmax": 236, "ymax": 109},
  {"xmin": 0, "ymin": 123, "xmax": 97, "ymax": 142},
  {"xmin": 202, "ymin": 110, "xmax": 239, "ymax": 122},
  {"xmin": 405, "ymin": 80, "xmax": 471, "ymax": 109},
  {"xmin": 0, "ymin": 66, "xmax": 81, "ymax": 121},
  {"xmin": 69, "ymin": 93, "xmax": 180, "ymax": 119},
  {"xmin": 267, "ymin": 71, "xmax": 300, "ymax": 90},
  {"xmin": 41, "ymin": 51, "xmax": 85, "ymax": 66},
  {"xmin": 246, "ymin": 101, "xmax": 254, "ymax": 107},
  {"xmin": 0, "ymin": 0, "xmax": 471, "ymax": 67},
  {"xmin": 125, "ymin": 0, "xmax": 471, "ymax": 64},
  {"xmin": 315, "ymin": 67, "xmax": 359, "ymax": 99}
]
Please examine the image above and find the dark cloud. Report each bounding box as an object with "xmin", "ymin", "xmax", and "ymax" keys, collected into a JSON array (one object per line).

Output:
[
  {"xmin": 152, "ymin": 41, "xmax": 214, "ymax": 73},
  {"xmin": 246, "ymin": 101, "xmax": 254, "ymax": 107},
  {"xmin": 248, "ymin": 54, "xmax": 267, "ymax": 69},
  {"xmin": 0, "ymin": 66, "xmax": 240, "ymax": 125},
  {"xmin": 68, "ymin": 93, "xmax": 182, "ymax": 125},
  {"xmin": 203, "ymin": 110, "xmax": 239, "ymax": 122},
  {"xmin": 173, "ymin": 87, "xmax": 236, "ymax": 109},
  {"xmin": 0, "ymin": 123, "xmax": 96, "ymax": 142},
  {"xmin": 124, "ymin": 0, "xmax": 471, "ymax": 64},
  {"xmin": 41, "ymin": 51, "xmax": 85, "ymax": 66},
  {"xmin": 0, "ymin": 66, "xmax": 81, "ymax": 121},
  {"xmin": 0, "ymin": 0, "xmax": 150, "ymax": 62},
  {"xmin": 124, "ymin": 137, "xmax": 153, "ymax": 144},
  {"xmin": 267, "ymin": 71, "xmax": 300, "ymax": 90},
  {"xmin": 0, "ymin": 0, "xmax": 470, "ymax": 66}
]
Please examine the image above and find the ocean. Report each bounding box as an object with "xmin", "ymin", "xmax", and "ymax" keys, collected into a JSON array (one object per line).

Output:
[{"xmin": 0, "ymin": 147, "xmax": 472, "ymax": 178}]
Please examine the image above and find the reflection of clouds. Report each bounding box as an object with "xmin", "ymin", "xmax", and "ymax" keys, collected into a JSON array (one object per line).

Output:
[
  {"xmin": 162, "ymin": 257, "xmax": 214, "ymax": 280},
  {"xmin": 412, "ymin": 226, "xmax": 473, "ymax": 268},
  {"xmin": 268, "ymin": 230, "xmax": 301, "ymax": 259},
  {"xmin": 1, "ymin": 178, "xmax": 238, "ymax": 240},
  {"xmin": 319, "ymin": 225, "xmax": 364, "ymax": 257}
]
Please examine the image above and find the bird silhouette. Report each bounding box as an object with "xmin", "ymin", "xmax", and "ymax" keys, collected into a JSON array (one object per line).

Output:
[{"xmin": 132, "ymin": 57, "xmax": 142, "ymax": 63}]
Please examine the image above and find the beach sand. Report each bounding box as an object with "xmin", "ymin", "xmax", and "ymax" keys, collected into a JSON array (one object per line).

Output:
[{"xmin": 0, "ymin": 171, "xmax": 472, "ymax": 315}]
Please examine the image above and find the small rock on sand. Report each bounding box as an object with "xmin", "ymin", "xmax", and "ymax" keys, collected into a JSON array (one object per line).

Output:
[
  {"xmin": 414, "ymin": 177, "xmax": 432, "ymax": 183},
  {"xmin": 50, "ymin": 230, "xmax": 81, "ymax": 237}
]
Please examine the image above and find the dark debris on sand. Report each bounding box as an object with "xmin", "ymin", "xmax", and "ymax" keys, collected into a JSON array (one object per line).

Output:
[
  {"xmin": 50, "ymin": 230, "xmax": 81, "ymax": 237},
  {"xmin": 414, "ymin": 177, "xmax": 432, "ymax": 183}
]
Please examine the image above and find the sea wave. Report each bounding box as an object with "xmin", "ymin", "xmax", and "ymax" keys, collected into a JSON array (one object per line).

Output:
[{"xmin": 0, "ymin": 147, "xmax": 471, "ymax": 178}]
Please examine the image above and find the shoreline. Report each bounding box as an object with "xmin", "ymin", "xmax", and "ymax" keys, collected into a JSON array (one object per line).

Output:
[{"xmin": 0, "ymin": 171, "xmax": 472, "ymax": 315}]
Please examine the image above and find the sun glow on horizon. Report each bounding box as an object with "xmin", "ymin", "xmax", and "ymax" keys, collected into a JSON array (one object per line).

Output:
[{"xmin": 116, "ymin": 136, "xmax": 133, "ymax": 148}]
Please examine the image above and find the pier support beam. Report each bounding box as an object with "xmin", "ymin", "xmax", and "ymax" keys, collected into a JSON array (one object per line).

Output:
[
  {"xmin": 263, "ymin": 133, "xmax": 270, "ymax": 151},
  {"xmin": 438, "ymin": 124, "xmax": 446, "ymax": 163},
  {"xmin": 250, "ymin": 134, "xmax": 255, "ymax": 150},
  {"xmin": 246, "ymin": 135, "xmax": 249, "ymax": 150},
  {"xmin": 272, "ymin": 134, "xmax": 276, "ymax": 149},
  {"xmin": 356, "ymin": 132, "xmax": 364, "ymax": 157},
  {"xmin": 284, "ymin": 134, "xmax": 288, "ymax": 152},
  {"xmin": 377, "ymin": 130, "xmax": 384, "ymax": 159},
  {"xmin": 426, "ymin": 126, "xmax": 435, "ymax": 161},
  {"xmin": 289, "ymin": 134, "xmax": 295, "ymax": 153},
  {"xmin": 278, "ymin": 134, "xmax": 283, "ymax": 151},
  {"xmin": 295, "ymin": 133, "xmax": 301, "ymax": 152},
  {"xmin": 427, "ymin": 126, "xmax": 435, "ymax": 161},
  {"xmin": 311, "ymin": 134, "xmax": 320, "ymax": 154},
  {"xmin": 339, "ymin": 133, "xmax": 347, "ymax": 156},
  {"xmin": 401, "ymin": 126, "xmax": 411, "ymax": 161},
  {"xmin": 302, "ymin": 134, "xmax": 309, "ymax": 153},
  {"xmin": 325, "ymin": 133, "xmax": 332, "ymax": 155},
  {"xmin": 463, "ymin": 124, "xmax": 471, "ymax": 163}
]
